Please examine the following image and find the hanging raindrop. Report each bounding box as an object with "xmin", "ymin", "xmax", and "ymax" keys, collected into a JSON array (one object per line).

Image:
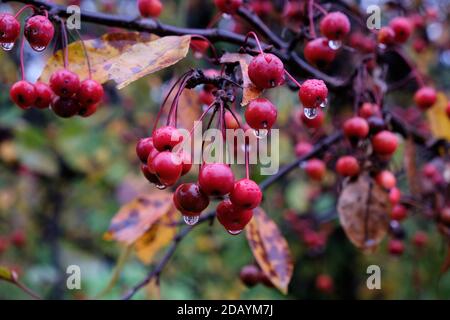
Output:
[
  {"xmin": 184, "ymin": 215, "xmax": 199, "ymax": 226},
  {"xmin": 328, "ymin": 40, "xmax": 342, "ymax": 50},
  {"xmin": 320, "ymin": 98, "xmax": 328, "ymax": 109},
  {"xmin": 377, "ymin": 43, "xmax": 387, "ymax": 50},
  {"xmin": 253, "ymin": 129, "xmax": 268, "ymax": 139},
  {"xmin": 227, "ymin": 229, "xmax": 242, "ymax": 235},
  {"xmin": 31, "ymin": 45, "xmax": 46, "ymax": 52},
  {"xmin": 155, "ymin": 183, "xmax": 167, "ymax": 190},
  {"xmin": 303, "ymin": 107, "xmax": 318, "ymax": 119},
  {"xmin": 1, "ymin": 42, "xmax": 14, "ymax": 51}
]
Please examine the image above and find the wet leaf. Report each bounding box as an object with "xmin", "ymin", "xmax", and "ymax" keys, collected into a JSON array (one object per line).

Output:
[
  {"xmin": 337, "ymin": 173, "xmax": 391, "ymax": 252},
  {"xmin": 245, "ymin": 207, "xmax": 293, "ymax": 294},
  {"xmin": 0, "ymin": 266, "xmax": 17, "ymax": 283},
  {"xmin": 40, "ymin": 32, "xmax": 157, "ymax": 83},
  {"xmin": 427, "ymin": 92, "xmax": 450, "ymax": 140},
  {"xmin": 135, "ymin": 207, "xmax": 177, "ymax": 264},
  {"xmin": 220, "ymin": 53, "xmax": 263, "ymax": 106},
  {"xmin": 39, "ymin": 33, "xmax": 191, "ymax": 90},
  {"xmin": 104, "ymin": 191, "xmax": 173, "ymax": 245}
]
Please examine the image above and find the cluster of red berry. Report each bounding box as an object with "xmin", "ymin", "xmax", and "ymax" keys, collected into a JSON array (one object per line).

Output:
[
  {"xmin": 0, "ymin": 230, "xmax": 26, "ymax": 255},
  {"xmin": 1, "ymin": 6, "xmax": 104, "ymax": 117}
]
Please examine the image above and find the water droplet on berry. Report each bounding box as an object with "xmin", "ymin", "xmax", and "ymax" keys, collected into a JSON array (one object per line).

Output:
[
  {"xmin": 227, "ymin": 229, "xmax": 243, "ymax": 235},
  {"xmin": 1, "ymin": 42, "xmax": 14, "ymax": 51},
  {"xmin": 377, "ymin": 43, "xmax": 387, "ymax": 50},
  {"xmin": 155, "ymin": 183, "xmax": 167, "ymax": 190},
  {"xmin": 303, "ymin": 107, "xmax": 318, "ymax": 119},
  {"xmin": 31, "ymin": 45, "xmax": 46, "ymax": 52},
  {"xmin": 253, "ymin": 129, "xmax": 268, "ymax": 139},
  {"xmin": 222, "ymin": 13, "xmax": 232, "ymax": 19},
  {"xmin": 183, "ymin": 215, "xmax": 199, "ymax": 226},
  {"xmin": 328, "ymin": 40, "xmax": 342, "ymax": 50},
  {"xmin": 320, "ymin": 98, "xmax": 328, "ymax": 109}
]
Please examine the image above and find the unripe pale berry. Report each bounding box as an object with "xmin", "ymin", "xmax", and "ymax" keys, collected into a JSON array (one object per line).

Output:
[
  {"xmin": 304, "ymin": 38, "xmax": 336, "ymax": 68},
  {"xmin": 230, "ymin": 179, "xmax": 262, "ymax": 210},
  {"xmin": 372, "ymin": 130, "xmax": 398, "ymax": 156},
  {"xmin": 320, "ymin": 12, "xmax": 351, "ymax": 41},
  {"xmin": 245, "ymin": 98, "xmax": 277, "ymax": 130},
  {"xmin": 336, "ymin": 156, "xmax": 360, "ymax": 177},
  {"xmin": 10, "ymin": 81, "xmax": 36, "ymax": 109},
  {"xmin": 414, "ymin": 87, "xmax": 437, "ymax": 110},
  {"xmin": 248, "ymin": 53, "xmax": 285, "ymax": 89},
  {"xmin": 198, "ymin": 163, "xmax": 235, "ymax": 196},
  {"xmin": 299, "ymin": 79, "xmax": 328, "ymax": 108}
]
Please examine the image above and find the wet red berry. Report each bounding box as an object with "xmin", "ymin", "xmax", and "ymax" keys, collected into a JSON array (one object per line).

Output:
[
  {"xmin": 336, "ymin": 156, "xmax": 360, "ymax": 177},
  {"xmin": 33, "ymin": 82, "xmax": 53, "ymax": 109},
  {"xmin": 389, "ymin": 17, "xmax": 412, "ymax": 44},
  {"xmin": 301, "ymin": 109, "xmax": 325, "ymax": 128},
  {"xmin": 230, "ymin": 179, "xmax": 262, "ymax": 210},
  {"xmin": 0, "ymin": 13, "xmax": 20, "ymax": 44},
  {"xmin": 152, "ymin": 126, "xmax": 183, "ymax": 152},
  {"xmin": 372, "ymin": 130, "xmax": 398, "ymax": 156},
  {"xmin": 304, "ymin": 38, "xmax": 336, "ymax": 68},
  {"xmin": 320, "ymin": 12, "xmax": 351, "ymax": 41},
  {"xmin": 199, "ymin": 163, "xmax": 235, "ymax": 196},
  {"xmin": 51, "ymin": 96, "xmax": 81, "ymax": 118},
  {"xmin": 299, "ymin": 79, "xmax": 328, "ymax": 108},
  {"xmin": 140, "ymin": 163, "xmax": 161, "ymax": 185},
  {"xmin": 245, "ymin": 98, "xmax": 277, "ymax": 130},
  {"xmin": 50, "ymin": 69, "xmax": 80, "ymax": 98},
  {"xmin": 78, "ymin": 103, "xmax": 98, "ymax": 117},
  {"xmin": 77, "ymin": 79, "xmax": 104, "ymax": 106},
  {"xmin": 414, "ymin": 87, "xmax": 437, "ymax": 111},
  {"xmin": 24, "ymin": 15, "xmax": 54, "ymax": 50},
  {"xmin": 239, "ymin": 265, "xmax": 261, "ymax": 287},
  {"xmin": 174, "ymin": 183, "xmax": 210, "ymax": 216},
  {"xmin": 138, "ymin": 0, "xmax": 163, "ymax": 18},
  {"xmin": 377, "ymin": 26, "xmax": 396, "ymax": 46},
  {"xmin": 343, "ymin": 117, "xmax": 369, "ymax": 140},
  {"xmin": 391, "ymin": 204, "xmax": 407, "ymax": 221},
  {"xmin": 10, "ymin": 80, "xmax": 36, "ymax": 109},
  {"xmin": 152, "ymin": 151, "xmax": 182, "ymax": 186},
  {"xmin": 305, "ymin": 158, "xmax": 326, "ymax": 181},
  {"xmin": 136, "ymin": 137, "xmax": 156, "ymax": 163},
  {"xmin": 248, "ymin": 53, "xmax": 285, "ymax": 89},
  {"xmin": 216, "ymin": 199, "xmax": 253, "ymax": 233}
]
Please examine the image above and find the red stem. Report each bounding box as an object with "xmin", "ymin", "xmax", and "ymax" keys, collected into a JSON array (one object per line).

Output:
[
  {"xmin": 14, "ymin": 4, "xmax": 36, "ymax": 18},
  {"xmin": 244, "ymin": 31, "xmax": 264, "ymax": 55},
  {"xmin": 308, "ymin": 0, "xmax": 317, "ymax": 38},
  {"xmin": 60, "ymin": 20, "xmax": 69, "ymax": 69},
  {"xmin": 284, "ymin": 70, "xmax": 302, "ymax": 89},
  {"xmin": 72, "ymin": 29, "xmax": 92, "ymax": 79},
  {"xmin": 19, "ymin": 33, "xmax": 26, "ymax": 80}
]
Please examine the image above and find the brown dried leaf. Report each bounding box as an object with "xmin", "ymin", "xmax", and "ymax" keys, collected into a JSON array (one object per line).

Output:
[
  {"xmin": 104, "ymin": 191, "xmax": 173, "ymax": 245},
  {"xmin": 220, "ymin": 53, "xmax": 263, "ymax": 106},
  {"xmin": 135, "ymin": 207, "xmax": 177, "ymax": 264},
  {"xmin": 245, "ymin": 208, "xmax": 293, "ymax": 294},
  {"xmin": 337, "ymin": 173, "xmax": 391, "ymax": 252}
]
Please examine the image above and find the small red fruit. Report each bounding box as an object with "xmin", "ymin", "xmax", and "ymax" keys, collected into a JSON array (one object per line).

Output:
[
  {"xmin": 389, "ymin": 187, "xmax": 401, "ymax": 205},
  {"xmin": 315, "ymin": 274, "xmax": 334, "ymax": 294},
  {"xmin": 245, "ymin": 98, "xmax": 277, "ymax": 130},
  {"xmin": 214, "ymin": 0, "xmax": 243, "ymax": 14},
  {"xmin": 190, "ymin": 39, "xmax": 209, "ymax": 56},
  {"xmin": 33, "ymin": 82, "xmax": 53, "ymax": 109},
  {"xmin": 216, "ymin": 199, "xmax": 253, "ymax": 234},
  {"xmin": 372, "ymin": 130, "xmax": 398, "ymax": 156},
  {"xmin": 301, "ymin": 109, "xmax": 325, "ymax": 129},
  {"xmin": 224, "ymin": 111, "xmax": 240, "ymax": 130},
  {"xmin": 336, "ymin": 156, "xmax": 360, "ymax": 177},
  {"xmin": 198, "ymin": 163, "xmax": 235, "ymax": 196},
  {"xmin": 24, "ymin": 15, "xmax": 55, "ymax": 50},
  {"xmin": 50, "ymin": 69, "xmax": 81, "ymax": 98},
  {"xmin": 10, "ymin": 81, "xmax": 36, "ymax": 109},
  {"xmin": 174, "ymin": 183, "xmax": 210, "ymax": 216},
  {"xmin": 389, "ymin": 17, "xmax": 412, "ymax": 44},
  {"xmin": 388, "ymin": 239, "xmax": 404, "ymax": 256},
  {"xmin": 78, "ymin": 103, "xmax": 98, "ymax": 117},
  {"xmin": 414, "ymin": 87, "xmax": 437, "ymax": 111},
  {"xmin": 376, "ymin": 170, "xmax": 397, "ymax": 190},
  {"xmin": 152, "ymin": 151, "xmax": 183, "ymax": 186},
  {"xmin": 239, "ymin": 265, "xmax": 261, "ymax": 287},
  {"xmin": 295, "ymin": 141, "xmax": 313, "ymax": 157},
  {"xmin": 230, "ymin": 179, "xmax": 262, "ymax": 210},
  {"xmin": 138, "ymin": 0, "xmax": 163, "ymax": 18},
  {"xmin": 152, "ymin": 126, "xmax": 183, "ymax": 152},
  {"xmin": 140, "ymin": 163, "xmax": 161, "ymax": 185},
  {"xmin": 51, "ymin": 97, "xmax": 81, "ymax": 118},
  {"xmin": 299, "ymin": 79, "xmax": 328, "ymax": 108},
  {"xmin": 412, "ymin": 231, "xmax": 428, "ymax": 248},
  {"xmin": 248, "ymin": 53, "xmax": 285, "ymax": 89},
  {"xmin": 377, "ymin": 26, "xmax": 396, "ymax": 46},
  {"xmin": 10, "ymin": 230, "xmax": 26, "ymax": 248},
  {"xmin": 304, "ymin": 38, "xmax": 337, "ymax": 68},
  {"xmin": 359, "ymin": 102, "xmax": 380, "ymax": 119},
  {"xmin": 343, "ymin": 117, "xmax": 369, "ymax": 140},
  {"xmin": 136, "ymin": 137, "xmax": 156, "ymax": 163},
  {"xmin": 391, "ymin": 204, "xmax": 407, "ymax": 221},
  {"xmin": 320, "ymin": 12, "xmax": 351, "ymax": 41},
  {"xmin": 77, "ymin": 79, "xmax": 104, "ymax": 106},
  {"xmin": 0, "ymin": 13, "xmax": 21, "ymax": 44},
  {"xmin": 304, "ymin": 158, "xmax": 326, "ymax": 181}
]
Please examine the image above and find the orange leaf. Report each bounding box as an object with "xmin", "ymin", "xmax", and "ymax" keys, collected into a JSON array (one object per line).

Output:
[
  {"xmin": 220, "ymin": 53, "xmax": 263, "ymax": 106},
  {"xmin": 104, "ymin": 191, "xmax": 173, "ymax": 245},
  {"xmin": 426, "ymin": 92, "xmax": 450, "ymax": 140},
  {"xmin": 245, "ymin": 208, "xmax": 293, "ymax": 294},
  {"xmin": 135, "ymin": 207, "xmax": 178, "ymax": 264}
]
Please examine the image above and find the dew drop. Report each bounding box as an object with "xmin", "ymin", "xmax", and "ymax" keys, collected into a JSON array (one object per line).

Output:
[
  {"xmin": 253, "ymin": 129, "xmax": 268, "ymax": 139},
  {"xmin": 227, "ymin": 229, "xmax": 242, "ymax": 235},
  {"xmin": 222, "ymin": 13, "xmax": 232, "ymax": 19},
  {"xmin": 155, "ymin": 183, "xmax": 167, "ymax": 190},
  {"xmin": 303, "ymin": 107, "xmax": 318, "ymax": 119},
  {"xmin": 377, "ymin": 43, "xmax": 387, "ymax": 50},
  {"xmin": 1, "ymin": 42, "xmax": 14, "ymax": 51},
  {"xmin": 328, "ymin": 40, "xmax": 342, "ymax": 50},
  {"xmin": 32, "ymin": 45, "xmax": 46, "ymax": 52},
  {"xmin": 184, "ymin": 215, "xmax": 199, "ymax": 226},
  {"xmin": 320, "ymin": 98, "xmax": 328, "ymax": 109}
]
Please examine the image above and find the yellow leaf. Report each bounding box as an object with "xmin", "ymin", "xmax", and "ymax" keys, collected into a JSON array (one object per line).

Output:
[
  {"xmin": 0, "ymin": 266, "xmax": 17, "ymax": 283},
  {"xmin": 245, "ymin": 208, "xmax": 293, "ymax": 294},
  {"xmin": 110, "ymin": 35, "xmax": 191, "ymax": 89},
  {"xmin": 39, "ymin": 32, "xmax": 158, "ymax": 84},
  {"xmin": 104, "ymin": 191, "xmax": 173, "ymax": 245},
  {"xmin": 135, "ymin": 208, "xmax": 177, "ymax": 264},
  {"xmin": 427, "ymin": 92, "xmax": 450, "ymax": 140},
  {"xmin": 220, "ymin": 53, "xmax": 263, "ymax": 106}
]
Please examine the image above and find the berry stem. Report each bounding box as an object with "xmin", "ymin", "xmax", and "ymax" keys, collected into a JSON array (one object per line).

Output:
[
  {"xmin": 19, "ymin": 33, "xmax": 26, "ymax": 80},
  {"xmin": 284, "ymin": 70, "xmax": 302, "ymax": 89},
  {"xmin": 189, "ymin": 102, "xmax": 217, "ymax": 137},
  {"xmin": 191, "ymin": 34, "xmax": 219, "ymax": 62},
  {"xmin": 14, "ymin": 4, "xmax": 36, "ymax": 18},
  {"xmin": 244, "ymin": 31, "xmax": 264, "ymax": 55},
  {"xmin": 60, "ymin": 20, "xmax": 69, "ymax": 69},
  {"xmin": 308, "ymin": 0, "xmax": 317, "ymax": 38},
  {"xmin": 72, "ymin": 28, "xmax": 93, "ymax": 79}
]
